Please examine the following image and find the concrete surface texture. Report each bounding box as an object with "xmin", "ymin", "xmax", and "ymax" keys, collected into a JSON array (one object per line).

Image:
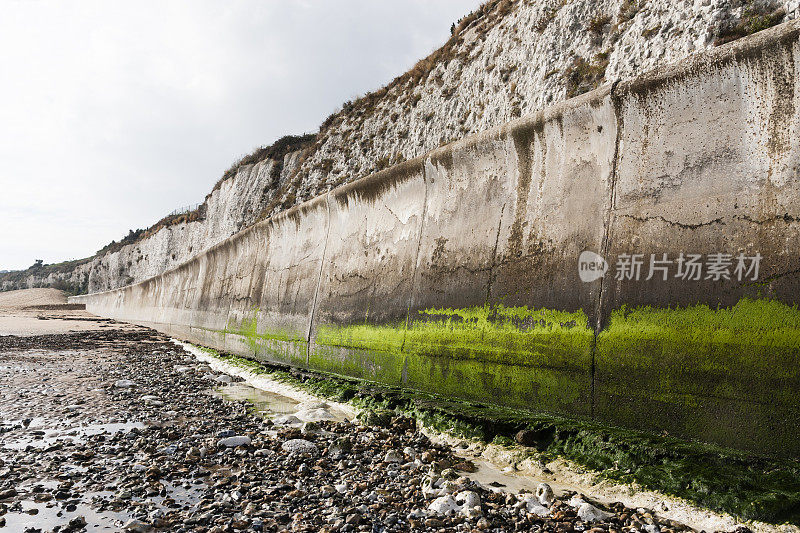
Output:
[{"xmin": 72, "ymin": 22, "xmax": 800, "ymax": 457}]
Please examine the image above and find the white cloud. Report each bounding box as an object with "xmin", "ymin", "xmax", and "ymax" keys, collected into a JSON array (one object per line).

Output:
[{"xmin": 0, "ymin": 0, "xmax": 480, "ymax": 270}]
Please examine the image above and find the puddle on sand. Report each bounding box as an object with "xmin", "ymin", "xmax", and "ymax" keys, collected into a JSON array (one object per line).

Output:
[
  {"xmin": 0, "ymin": 492, "xmax": 131, "ymax": 531},
  {"xmin": 2, "ymin": 421, "xmax": 145, "ymax": 450},
  {"xmin": 460, "ymin": 454, "xmax": 588, "ymax": 499},
  {"xmin": 209, "ymin": 382, "xmax": 300, "ymax": 416}
]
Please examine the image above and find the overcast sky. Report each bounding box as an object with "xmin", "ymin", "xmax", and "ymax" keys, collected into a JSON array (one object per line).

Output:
[{"xmin": 0, "ymin": 0, "xmax": 481, "ymax": 271}]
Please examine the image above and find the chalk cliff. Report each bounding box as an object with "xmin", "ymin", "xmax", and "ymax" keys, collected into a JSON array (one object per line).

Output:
[{"xmin": 3, "ymin": 0, "xmax": 796, "ymax": 293}]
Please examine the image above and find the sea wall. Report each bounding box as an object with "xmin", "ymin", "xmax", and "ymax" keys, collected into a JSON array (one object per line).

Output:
[{"xmin": 72, "ymin": 22, "xmax": 800, "ymax": 458}]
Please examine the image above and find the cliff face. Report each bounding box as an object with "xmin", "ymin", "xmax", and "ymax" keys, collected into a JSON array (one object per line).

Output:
[
  {"xmin": 3, "ymin": 0, "xmax": 797, "ymax": 294},
  {"xmin": 1, "ymin": 152, "xmax": 304, "ymax": 293},
  {"xmin": 275, "ymin": 0, "xmax": 798, "ymax": 206}
]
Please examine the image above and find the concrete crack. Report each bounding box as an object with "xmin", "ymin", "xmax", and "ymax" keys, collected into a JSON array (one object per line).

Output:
[
  {"xmin": 733, "ymin": 213, "xmax": 800, "ymax": 224},
  {"xmin": 618, "ymin": 214, "xmax": 725, "ymax": 229}
]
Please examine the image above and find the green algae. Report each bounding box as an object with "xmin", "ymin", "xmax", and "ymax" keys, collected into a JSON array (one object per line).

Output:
[
  {"xmin": 215, "ymin": 299, "xmax": 800, "ymax": 455},
  {"xmin": 314, "ymin": 304, "xmax": 594, "ymax": 413},
  {"xmin": 595, "ymin": 297, "xmax": 800, "ymax": 456},
  {"xmin": 315, "ymin": 322, "xmax": 406, "ymax": 354},
  {"xmin": 219, "ymin": 311, "xmax": 308, "ymax": 366},
  {"xmin": 223, "ymin": 312, "xmax": 306, "ymax": 345},
  {"xmin": 317, "ymin": 304, "xmax": 594, "ymax": 366},
  {"xmin": 190, "ymin": 341, "xmax": 800, "ymax": 525}
]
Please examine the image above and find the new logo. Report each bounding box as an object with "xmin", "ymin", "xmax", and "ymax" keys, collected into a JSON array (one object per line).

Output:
[{"xmin": 578, "ymin": 250, "xmax": 608, "ymax": 282}]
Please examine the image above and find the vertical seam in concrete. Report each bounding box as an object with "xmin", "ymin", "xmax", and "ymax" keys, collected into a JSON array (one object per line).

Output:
[
  {"xmin": 306, "ymin": 192, "xmax": 332, "ymax": 366},
  {"xmin": 486, "ymin": 203, "xmax": 506, "ymax": 302},
  {"xmin": 401, "ymin": 166, "xmax": 430, "ymax": 353},
  {"xmin": 591, "ymin": 80, "xmax": 623, "ymax": 419}
]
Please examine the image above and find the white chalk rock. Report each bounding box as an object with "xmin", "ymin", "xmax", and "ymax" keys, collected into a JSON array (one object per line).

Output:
[
  {"xmin": 384, "ymin": 450, "xmax": 404, "ymax": 463},
  {"xmin": 537, "ymin": 482, "xmax": 554, "ymax": 506},
  {"xmin": 577, "ymin": 502, "xmax": 613, "ymax": 523},
  {"xmin": 294, "ymin": 406, "xmax": 336, "ymax": 422},
  {"xmin": 456, "ymin": 490, "xmax": 481, "ymax": 511},
  {"xmin": 217, "ymin": 436, "xmax": 251, "ymax": 448},
  {"xmin": 523, "ymin": 496, "xmax": 551, "ymax": 517},
  {"xmin": 428, "ymin": 495, "xmax": 460, "ymax": 516},
  {"xmin": 272, "ymin": 414, "xmax": 301, "ymax": 426},
  {"xmin": 281, "ymin": 438, "xmax": 318, "ymax": 455},
  {"xmin": 421, "ymin": 474, "xmax": 442, "ymax": 498}
]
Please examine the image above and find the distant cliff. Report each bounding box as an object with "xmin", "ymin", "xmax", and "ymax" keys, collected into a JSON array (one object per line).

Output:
[{"xmin": 3, "ymin": 0, "xmax": 796, "ymax": 294}]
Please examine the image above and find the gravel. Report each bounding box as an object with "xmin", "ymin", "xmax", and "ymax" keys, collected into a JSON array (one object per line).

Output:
[{"xmin": 0, "ymin": 327, "xmax": 700, "ymax": 532}]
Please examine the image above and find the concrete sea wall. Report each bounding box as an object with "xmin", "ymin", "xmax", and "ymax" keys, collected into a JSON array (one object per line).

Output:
[{"xmin": 72, "ymin": 22, "xmax": 800, "ymax": 458}]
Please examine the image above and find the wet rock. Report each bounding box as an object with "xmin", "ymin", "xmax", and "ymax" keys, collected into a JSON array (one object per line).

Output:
[
  {"xmin": 122, "ymin": 519, "xmax": 152, "ymax": 531},
  {"xmin": 452, "ymin": 459, "xmax": 477, "ymax": 473},
  {"xmin": 425, "ymin": 517, "xmax": 446, "ymax": 527},
  {"xmin": 217, "ymin": 435, "xmax": 251, "ymax": 447},
  {"xmin": 68, "ymin": 516, "xmax": 87, "ymax": 528},
  {"xmin": 578, "ymin": 502, "xmax": 613, "ymax": 523},
  {"xmin": 428, "ymin": 495, "xmax": 459, "ymax": 516},
  {"xmin": 384, "ymin": 450, "xmax": 403, "ymax": 463},
  {"xmin": 537, "ymin": 482, "xmax": 555, "ymax": 506},
  {"xmin": 281, "ymin": 439, "xmax": 318, "ymax": 455}
]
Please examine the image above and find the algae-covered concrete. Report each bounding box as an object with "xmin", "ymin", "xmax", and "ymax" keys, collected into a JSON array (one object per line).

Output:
[
  {"xmin": 72, "ymin": 22, "xmax": 800, "ymax": 457},
  {"xmin": 597, "ymin": 25, "xmax": 800, "ymax": 455}
]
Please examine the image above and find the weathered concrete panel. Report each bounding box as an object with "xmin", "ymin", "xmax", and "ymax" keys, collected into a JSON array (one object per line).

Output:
[
  {"xmin": 396, "ymin": 90, "xmax": 617, "ymax": 415},
  {"xmin": 597, "ymin": 24, "xmax": 800, "ymax": 456},
  {"xmin": 212, "ymin": 197, "xmax": 330, "ymax": 367},
  {"xmin": 309, "ymin": 161, "xmax": 426, "ymax": 378},
  {"xmin": 489, "ymin": 89, "xmax": 616, "ymax": 316}
]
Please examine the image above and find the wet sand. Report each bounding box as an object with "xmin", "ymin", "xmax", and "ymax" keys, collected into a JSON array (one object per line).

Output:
[{"xmin": 0, "ymin": 288, "xmax": 135, "ymax": 337}]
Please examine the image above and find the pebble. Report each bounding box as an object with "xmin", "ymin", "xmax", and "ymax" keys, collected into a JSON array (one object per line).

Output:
[
  {"xmin": 578, "ymin": 502, "xmax": 614, "ymax": 523},
  {"xmin": 538, "ymin": 482, "xmax": 555, "ymax": 506},
  {"xmin": 384, "ymin": 449, "xmax": 404, "ymax": 463},
  {"xmin": 217, "ymin": 435, "xmax": 252, "ymax": 447},
  {"xmin": 429, "ymin": 495, "xmax": 460, "ymax": 516},
  {"xmin": 122, "ymin": 518, "xmax": 152, "ymax": 531},
  {"xmin": 0, "ymin": 328, "xmax": 694, "ymax": 533},
  {"xmin": 281, "ymin": 438, "xmax": 319, "ymax": 455}
]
